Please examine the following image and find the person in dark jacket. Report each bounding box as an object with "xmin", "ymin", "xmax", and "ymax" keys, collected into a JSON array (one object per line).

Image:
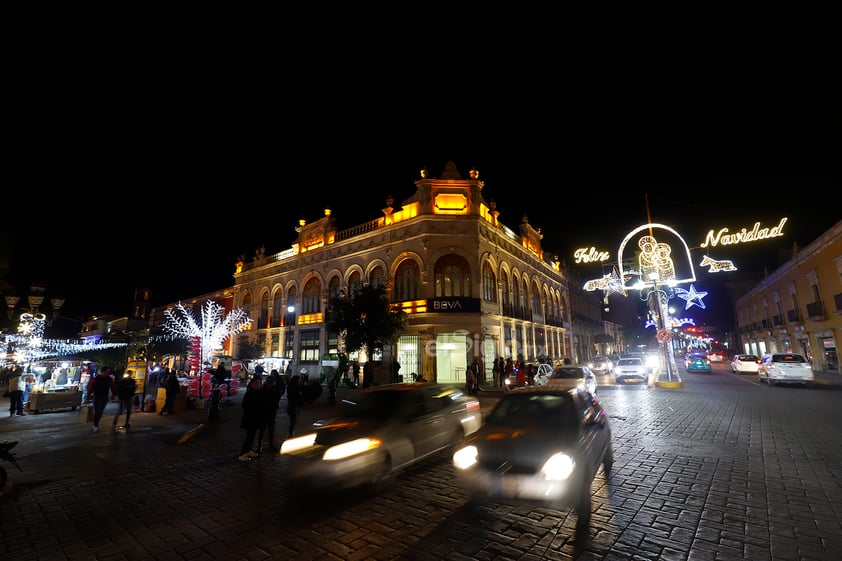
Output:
[
  {"xmin": 285, "ymin": 374, "xmax": 305, "ymax": 437},
  {"xmin": 113, "ymin": 370, "xmax": 137, "ymax": 428},
  {"xmin": 159, "ymin": 370, "xmax": 181, "ymax": 415},
  {"xmin": 238, "ymin": 376, "xmax": 264, "ymax": 461},
  {"xmin": 256, "ymin": 369, "xmax": 283, "ymax": 453},
  {"xmin": 86, "ymin": 367, "xmax": 116, "ymax": 432}
]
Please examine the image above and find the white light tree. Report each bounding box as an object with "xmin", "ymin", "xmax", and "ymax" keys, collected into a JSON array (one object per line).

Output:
[{"xmin": 162, "ymin": 301, "xmax": 252, "ymax": 369}]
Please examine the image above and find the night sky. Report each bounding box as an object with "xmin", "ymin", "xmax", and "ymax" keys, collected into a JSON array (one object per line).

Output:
[{"xmin": 2, "ymin": 67, "xmax": 837, "ymax": 338}]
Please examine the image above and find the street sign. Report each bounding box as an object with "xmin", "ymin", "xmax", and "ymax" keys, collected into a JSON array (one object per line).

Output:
[{"xmin": 657, "ymin": 329, "xmax": 672, "ymax": 343}]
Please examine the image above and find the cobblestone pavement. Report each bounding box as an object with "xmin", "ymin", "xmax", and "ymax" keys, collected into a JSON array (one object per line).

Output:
[{"xmin": 1, "ymin": 369, "xmax": 841, "ymax": 560}]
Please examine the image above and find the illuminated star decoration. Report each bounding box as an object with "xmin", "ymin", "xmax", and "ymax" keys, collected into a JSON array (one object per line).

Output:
[{"xmin": 674, "ymin": 284, "xmax": 708, "ymax": 310}]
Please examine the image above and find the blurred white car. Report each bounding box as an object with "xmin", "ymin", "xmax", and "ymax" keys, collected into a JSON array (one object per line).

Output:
[
  {"xmin": 757, "ymin": 353, "xmax": 814, "ymax": 386},
  {"xmin": 546, "ymin": 365, "xmax": 597, "ymax": 394},
  {"xmin": 614, "ymin": 357, "xmax": 648, "ymax": 384},
  {"xmin": 730, "ymin": 354, "xmax": 760, "ymax": 374}
]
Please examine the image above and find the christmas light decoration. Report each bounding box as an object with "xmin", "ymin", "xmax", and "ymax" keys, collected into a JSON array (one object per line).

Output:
[
  {"xmin": 674, "ymin": 285, "xmax": 708, "ymax": 310},
  {"xmin": 162, "ymin": 301, "xmax": 252, "ymax": 370}
]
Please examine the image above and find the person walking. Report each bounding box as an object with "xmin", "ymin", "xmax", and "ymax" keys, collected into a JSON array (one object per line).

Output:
[
  {"xmin": 285, "ymin": 374, "xmax": 305, "ymax": 437},
  {"xmin": 159, "ymin": 370, "xmax": 181, "ymax": 415},
  {"xmin": 113, "ymin": 370, "xmax": 137, "ymax": 429},
  {"xmin": 256, "ymin": 369, "xmax": 283, "ymax": 453},
  {"xmin": 238, "ymin": 376, "xmax": 264, "ymax": 461},
  {"xmin": 7, "ymin": 368, "xmax": 25, "ymax": 416},
  {"xmin": 86, "ymin": 366, "xmax": 116, "ymax": 432}
]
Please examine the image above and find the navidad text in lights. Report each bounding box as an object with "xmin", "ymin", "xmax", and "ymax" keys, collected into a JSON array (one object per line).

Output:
[
  {"xmin": 573, "ymin": 247, "xmax": 611, "ymax": 263},
  {"xmin": 700, "ymin": 217, "xmax": 787, "ymax": 248}
]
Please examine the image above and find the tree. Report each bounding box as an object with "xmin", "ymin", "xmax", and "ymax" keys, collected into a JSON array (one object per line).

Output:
[{"xmin": 326, "ymin": 283, "xmax": 407, "ymax": 388}]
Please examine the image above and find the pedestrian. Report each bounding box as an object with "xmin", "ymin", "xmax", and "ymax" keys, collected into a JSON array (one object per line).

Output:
[
  {"xmin": 256, "ymin": 369, "xmax": 283, "ymax": 453},
  {"xmin": 113, "ymin": 370, "xmax": 137, "ymax": 429},
  {"xmin": 285, "ymin": 374, "xmax": 305, "ymax": 437},
  {"xmin": 86, "ymin": 366, "xmax": 116, "ymax": 432},
  {"xmin": 238, "ymin": 376, "xmax": 264, "ymax": 461},
  {"xmin": 352, "ymin": 362, "xmax": 360, "ymax": 387},
  {"xmin": 7, "ymin": 368, "xmax": 25, "ymax": 416},
  {"xmin": 159, "ymin": 369, "xmax": 181, "ymax": 415},
  {"xmin": 492, "ymin": 357, "xmax": 503, "ymax": 388},
  {"xmin": 465, "ymin": 366, "xmax": 477, "ymax": 396},
  {"xmin": 470, "ymin": 358, "xmax": 482, "ymax": 387}
]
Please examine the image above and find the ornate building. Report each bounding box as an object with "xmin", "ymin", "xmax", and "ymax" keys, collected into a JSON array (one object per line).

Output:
[{"xmin": 230, "ymin": 161, "xmax": 575, "ymax": 385}]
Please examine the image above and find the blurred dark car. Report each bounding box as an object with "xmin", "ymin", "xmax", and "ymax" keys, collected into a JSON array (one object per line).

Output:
[
  {"xmin": 685, "ymin": 352, "xmax": 712, "ymax": 373},
  {"xmin": 280, "ymin": 383, "xmax": 481, "ymax": 491},
  {"xmin": 452, "ymin": 386, "xmax": 613, "ymax": 533}
]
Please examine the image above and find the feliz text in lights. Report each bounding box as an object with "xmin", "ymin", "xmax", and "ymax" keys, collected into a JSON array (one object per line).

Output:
[
  {"xmin": 573, "ymin": 247, "xmax": 611, "ymax": 264},
  {"xmin": 700, "ymin": 217, "xmax": 787, "ymax": 248}
]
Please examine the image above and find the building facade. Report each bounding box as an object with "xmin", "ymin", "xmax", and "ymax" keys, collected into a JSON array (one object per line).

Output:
[
  {"xmin": 734, "ymin": 220, "xmax": 841, "ymax": 373},
  {"xmin": 229, "ymin": 161, "xmax": 576, "ymax": 385}
]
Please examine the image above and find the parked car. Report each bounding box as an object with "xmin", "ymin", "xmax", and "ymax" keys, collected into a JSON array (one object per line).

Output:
[
  {"xmin": 546, "ymin": 365, "xmax": 597, "ymax": 394},
  {"xmin": 280, "ymin": 383, "xmax": 482, "ymax": 491},
  {"xmin": 587, "ymin": 356, "xmax": 613, "ymax": 374},
  {"xmin": 685, "ymin": 352, "xmax": 712, "ymax": 373},
  {"xmin": 614, "ymin": 357, "xmax": 648, "ymax": 384},
  {"xmin": 757, "ymin": 353, "xmax": 814, "ymax": 386},
  {"xmin": 730, "ymin": 354, "xmax": 760, "ymax": 374},
  {"xmin": 452, "ymin": 386, "xmax": 613, "ymax": 533}
]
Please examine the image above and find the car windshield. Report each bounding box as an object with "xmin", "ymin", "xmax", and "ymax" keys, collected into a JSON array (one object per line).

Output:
[
  {"xmin": 772, "ymin": 354, "xmax": 806, "ymax": 363},
  {"xmin": 486, "ymin": 393, "xmax": 578, "ymax": 429},
  {"xmin": 618, "ymin": 358, "xmax": 642, "ymax": 366},
  {"xmin": 337, "ymin": 388, "xmax": 440, "ymax": 420},
  {"xmin": 739, "ymin": 355, "xmax": 758, "ymax": 360},
  {"xmin": 553, "ymin": 367, "xmax": 585, "ymax": 379}
]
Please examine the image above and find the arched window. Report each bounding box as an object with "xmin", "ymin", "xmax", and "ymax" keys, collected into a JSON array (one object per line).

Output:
[
  {"xmin": 272, "ymin": 290, "xmax": 283, "ymax": 328},
  {"xmin": 532, "ymin": 280, "xmax": 541, "ymax": 315},
  {"xmin": 500, "ymin": 270, "xmax": 510, "ymax": 311},
  {"xmin": 512, "ymin": 275, "xmax": 520, "ymax": 314},
  {"xmin": 482, "ymin": 261, "xmax": 497, "ymax": 302},
  {"xmin": 260, "ymin": 292, "xmax": 270, "ymax": 328},
  {"xmin": 242, "ymin": 292, "xmax": 253, "ymax": 318},
  {"xmin": 302, "ymin": 278, "xmax": 322, "ymax": 315},
  {"xmin": 521, "ymin": 277, "xmax": 529, "ymax": 315},
  {"xmin": 434, "ymin": 255, "xmax": 471, "ymax": 297},
  {"xmin": 328, "ymin": 275, "xmax": 341, "ymax": 300},
  {"xmin": 395, "ymin": 259, "xmax": 421, "ymax": 301},
  {"xmin": 284, "ymin": 287, "xmax": 297, "ymax": 326},
  {"xmin": 369, "ymin": 265, "xmax": 385, "ymax": 289},
  {"xmin": 349, "ymin": 271, "xmax": 363, "ymax": 295}
]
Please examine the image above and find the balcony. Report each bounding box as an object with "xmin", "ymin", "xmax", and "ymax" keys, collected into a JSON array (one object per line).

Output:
[
  {"xmin": 805, "ymin": 300, "xmax": 825, "ymax": 320},
  {"xmin": 786, "ymin": 309, "xmax": 801, "ymax": 323}
]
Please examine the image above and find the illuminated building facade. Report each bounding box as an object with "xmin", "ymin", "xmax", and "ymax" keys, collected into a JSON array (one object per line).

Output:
[
  {"xmin": 734, "ymin": 220, "xmax": 841, "ymax": 373},
  {"xmin": 230, "ymin": 161, "xmax": 575, "ymax": 385}
]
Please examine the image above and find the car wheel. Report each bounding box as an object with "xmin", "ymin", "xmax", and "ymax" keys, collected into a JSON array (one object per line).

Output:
[
  {"xmin": 602, "ymin": 445, "xmax": 614, "ymax": 474},
  {"xmin": 369, "ymin": 453, "xmax": 393, "ymax": 492},
  {"xmin": 574, "ymin": 485, "xmax": 592, "ymax": 529}
]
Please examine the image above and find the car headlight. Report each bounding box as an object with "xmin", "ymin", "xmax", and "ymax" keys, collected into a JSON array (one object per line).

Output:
[
  {"xmin": 541, "ymin": 452, "xmax": 575, "ymax": 481},
  {"xmin": 280, "ymin": 433, "xmax": 317, "ymax": 454},
  {"xmin": 323, "ymin": 438, "xmax": 383, "ymax": 461},
  {"xmin": 453, "ymin": 445, "xmax": 478, "ymax": 470}
]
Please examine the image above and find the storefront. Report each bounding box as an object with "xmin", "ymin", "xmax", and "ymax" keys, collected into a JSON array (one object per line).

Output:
[{"xmin": 25, "ymin": 357, "xmax": 92, "ymax": 413}]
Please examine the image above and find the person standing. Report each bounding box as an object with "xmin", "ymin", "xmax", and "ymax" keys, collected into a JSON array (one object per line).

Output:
[
  {"xmin": 113, "ymin": 370, "xmax": 137, "ymax": 429},
  {"xmin": 465, "ymin": 366, "xmax": 477, "ymax": 396},
  {"xmin": 87, "ymin": 366, "xmax": 116, "ymax": 432},
  {"xmin": 238, "ymin": 376, "xmax": 264, "ymax": 461},
  {"xmin": 159, "ymin": 369, "xmax": 181, "ymax": 416},
  {"xmin": 7, "ymin": 368, "xmax": 25, "ymax": 416},
  {"xmin": 256, "ymin": 370, "xmax": 283, "ymax": 453},
  {"xmin": 285, "ymin": 374, "xmax": 305, "ymax": 437}
]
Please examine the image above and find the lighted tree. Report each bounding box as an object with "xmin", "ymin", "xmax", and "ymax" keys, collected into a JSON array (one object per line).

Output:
[{"xmin": 162, "ymin": 301, "xmax": 252, "ymax": 369}]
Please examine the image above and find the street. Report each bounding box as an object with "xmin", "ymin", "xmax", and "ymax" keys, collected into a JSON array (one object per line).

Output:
[{"xmin": 2, "ymin": 365, "xmax": 842, "ymax": 560}]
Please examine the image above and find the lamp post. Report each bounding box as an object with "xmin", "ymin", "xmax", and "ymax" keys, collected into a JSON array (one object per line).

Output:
[{"xmin": 646, "ymin": 272, "xmax": 680, "ymax": 384}]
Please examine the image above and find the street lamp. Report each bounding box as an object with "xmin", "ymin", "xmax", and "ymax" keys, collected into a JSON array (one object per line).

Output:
[{"xmin": 646, "ymin": 271, "xmax": 680, "ymax": 384}]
